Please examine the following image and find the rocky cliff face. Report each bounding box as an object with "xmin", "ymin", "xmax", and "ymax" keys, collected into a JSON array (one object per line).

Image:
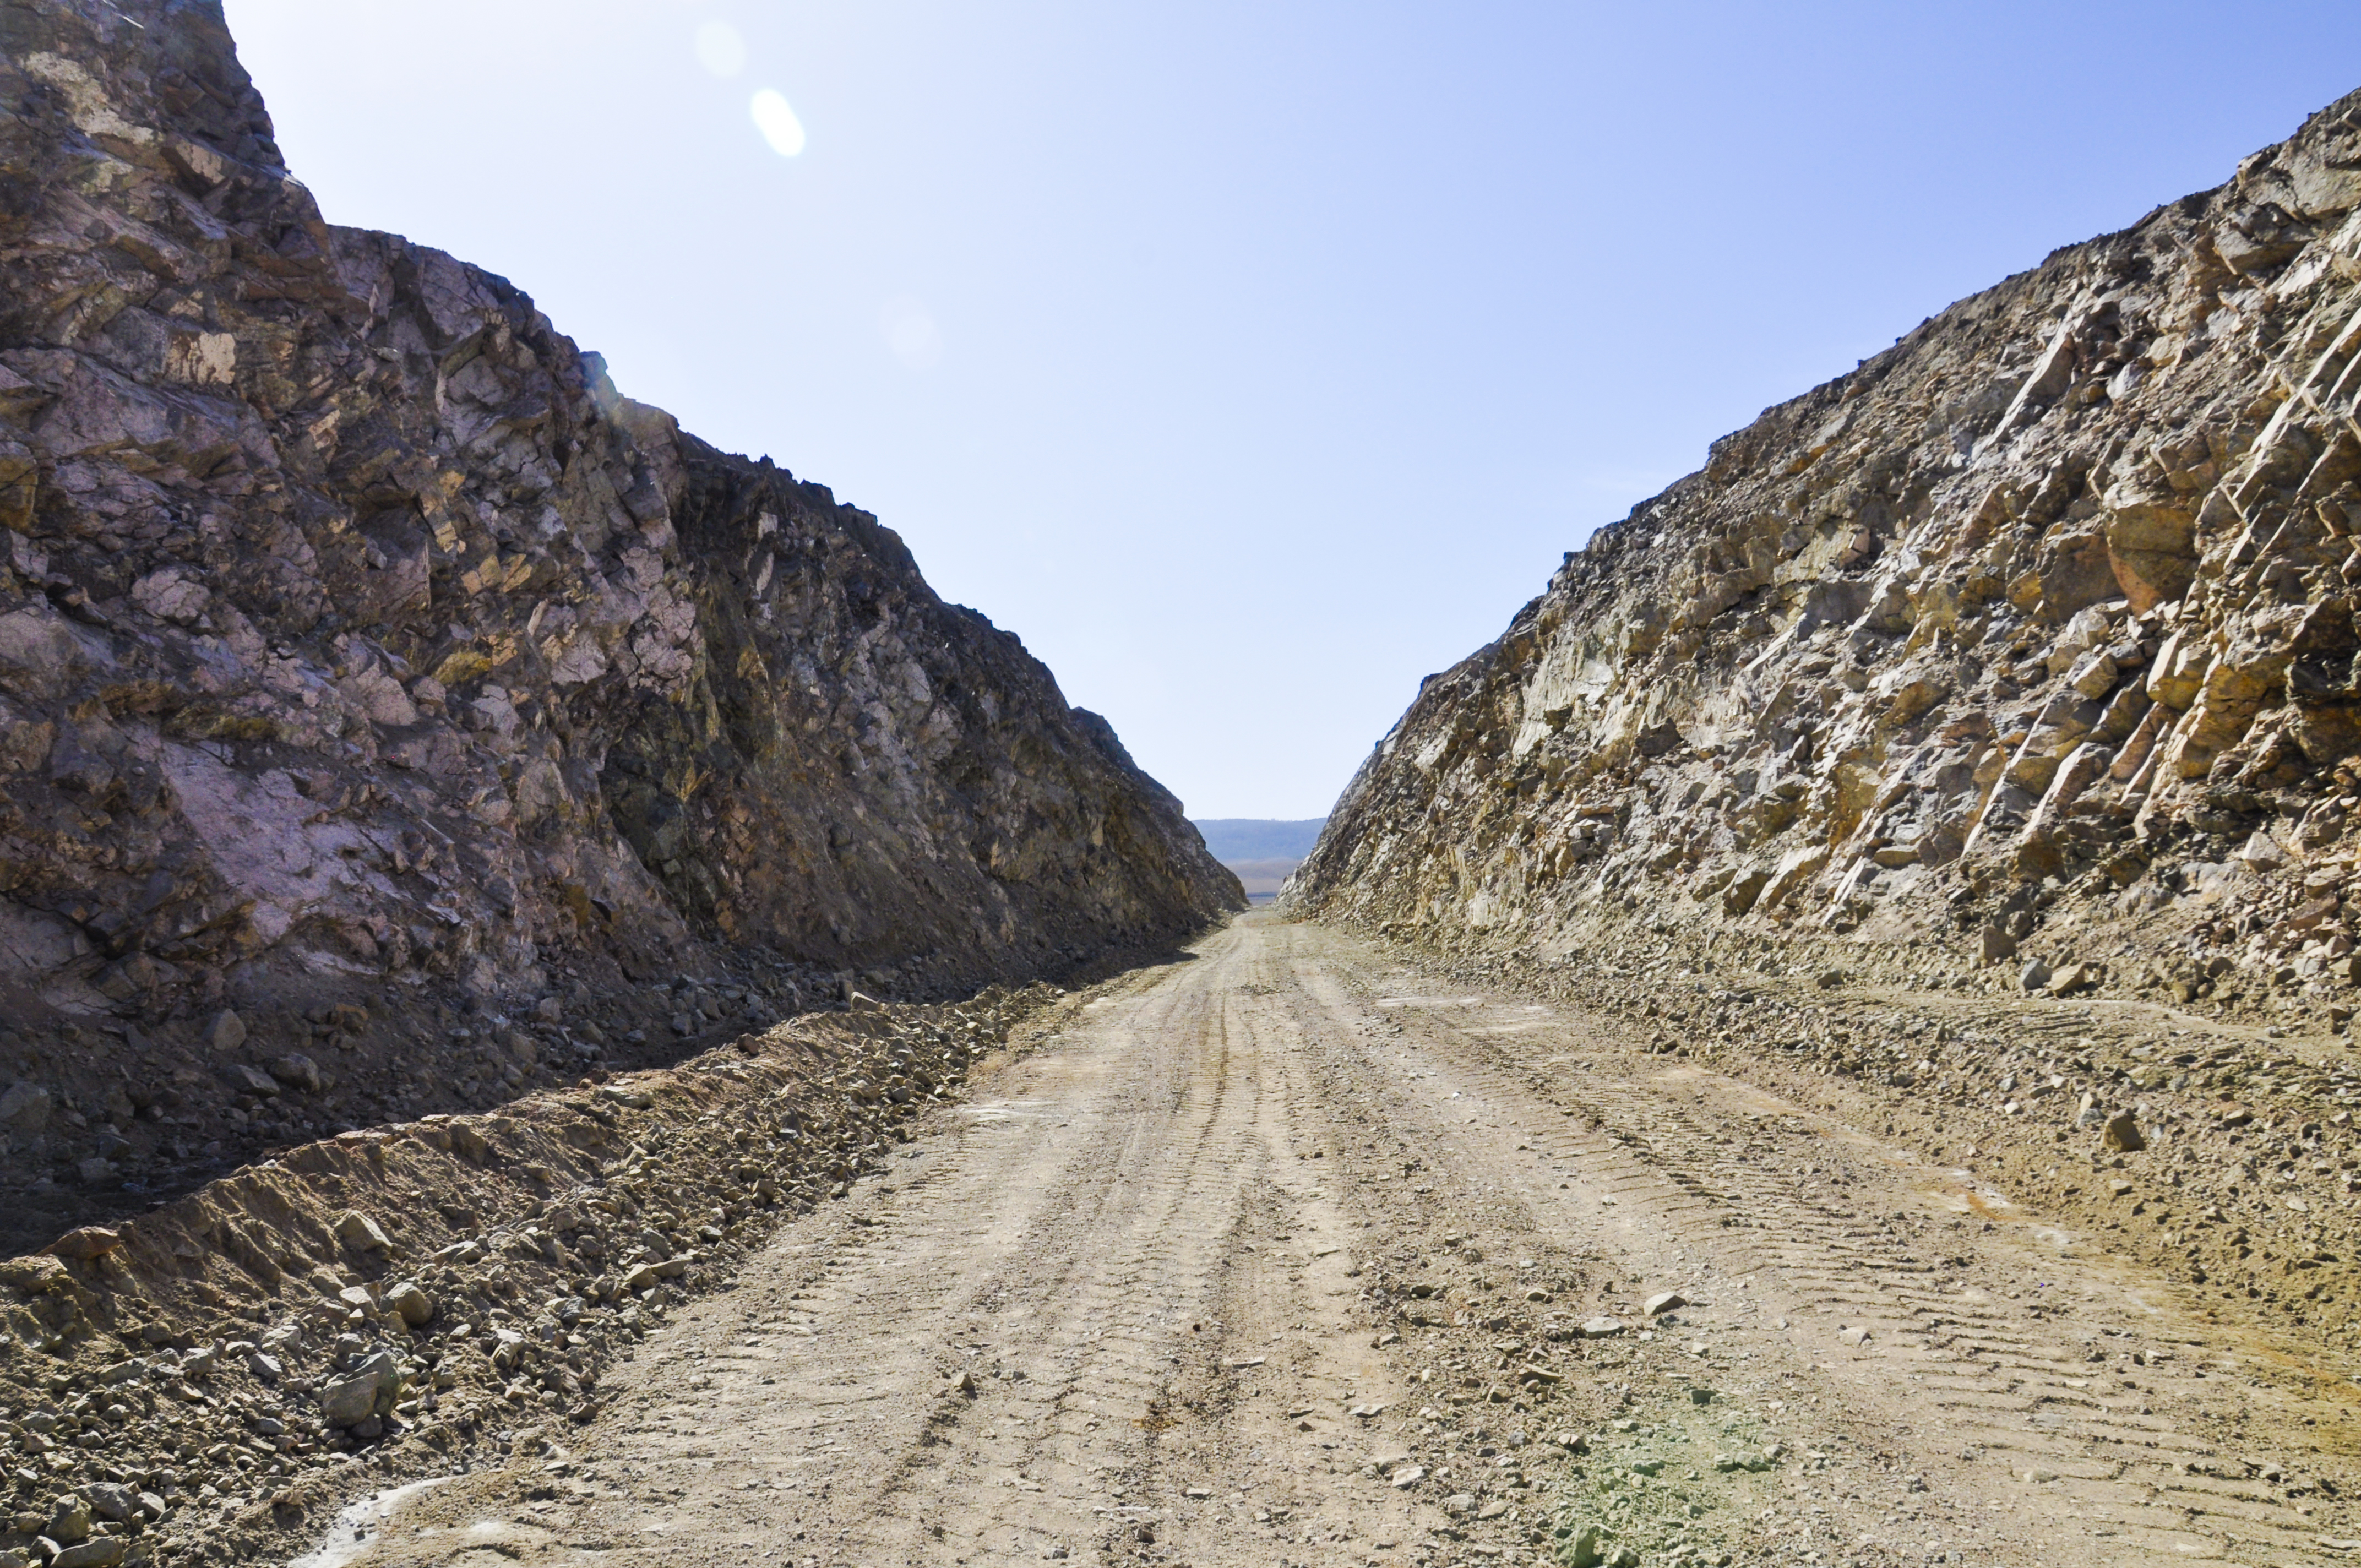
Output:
[
  {"xmin": 0, "ymin": 0, "xmax": 1239, "ymax": 1238},
  {"xmin": 1293, "ymin": 88, "xmax": 2361, "ymax": 1013}
]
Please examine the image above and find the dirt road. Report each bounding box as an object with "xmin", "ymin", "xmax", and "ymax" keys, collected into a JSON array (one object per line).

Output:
[{"xmin": 312, "ymin": 913, "xmax": 2359, "ymax": 1567}]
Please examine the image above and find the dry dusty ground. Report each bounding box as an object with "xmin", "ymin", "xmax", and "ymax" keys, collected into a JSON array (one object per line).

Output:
[{"xmin": 303, "ymin": 912, "xmax": 2361, "ymax": 1568}]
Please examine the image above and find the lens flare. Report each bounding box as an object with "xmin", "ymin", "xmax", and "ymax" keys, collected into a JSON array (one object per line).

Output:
[
  {"xmin": 692, "ymin": 20, "xmax": 747, "ymax": 78},
  {"xmin": 750, "ymin": 88, "xmax": 806, "ymax": 157}
]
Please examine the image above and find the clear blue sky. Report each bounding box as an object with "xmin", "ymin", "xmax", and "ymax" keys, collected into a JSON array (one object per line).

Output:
[{"xmin": 222, "ymin": 0, "xmax": 2361, "ymax": 819}]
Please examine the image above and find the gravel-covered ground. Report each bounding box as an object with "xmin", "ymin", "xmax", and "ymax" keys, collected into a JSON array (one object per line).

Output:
[{"xmin": 296, "ymin": 912, "xmax": 2357, "ymax": 1568}]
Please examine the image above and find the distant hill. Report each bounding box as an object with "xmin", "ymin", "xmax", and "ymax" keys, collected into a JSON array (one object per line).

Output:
[
  {"xmin": 1192, "ymin": 819, "xmax": 1329, "ymax": 862},
  {"xmin": 1192, "ymin": 819, "xmax": 1328, "ymax": 901}
]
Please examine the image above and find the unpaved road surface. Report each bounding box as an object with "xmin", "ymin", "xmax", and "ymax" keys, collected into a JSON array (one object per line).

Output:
[{"xmin": 319, "ymin": 914, "xmax": 2359, "ymax": 1567}]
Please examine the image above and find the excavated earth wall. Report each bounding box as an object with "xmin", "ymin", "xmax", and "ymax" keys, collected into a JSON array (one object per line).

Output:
[
  {"xmin": 0, "ymin": 0, "xmax": 1241, "ymax": 1250},
  {"xmin": 1293, "ymin": 86, "xmax": 2361, "ymax": 1031}
]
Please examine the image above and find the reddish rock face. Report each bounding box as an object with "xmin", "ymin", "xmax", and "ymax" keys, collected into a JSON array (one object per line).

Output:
[
  {"xmin": 0, "ymin": 1, "xmax": 1239, "ymax": 1224},
  {"xmin": 1293, "ymin": 84, "xmax": 2361, "ymax": 1003}
]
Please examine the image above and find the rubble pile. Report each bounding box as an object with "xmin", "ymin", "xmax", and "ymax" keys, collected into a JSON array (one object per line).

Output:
[{"xmin": 0, "ymin": 982, "xmax": 1053, "ymax": 1567}]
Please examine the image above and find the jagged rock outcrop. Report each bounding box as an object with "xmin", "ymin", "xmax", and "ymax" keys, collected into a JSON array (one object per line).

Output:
[
  {"xmin": 0, "ymin": 0, "xmax": 1239, "ymax": 1229},
  {"xmin": 1293, "ymin": 88, "xmax": 2361, "ymax": 1014}
]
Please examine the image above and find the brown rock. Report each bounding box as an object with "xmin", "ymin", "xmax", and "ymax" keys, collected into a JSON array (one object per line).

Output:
[
  {"xmin": 42, "ymin": 1227, "xmax": 121, "ymax": 1261},
  {"xmin": 2102, "ymin": 1112, "xmax": 2146, "ymax": 1153}
]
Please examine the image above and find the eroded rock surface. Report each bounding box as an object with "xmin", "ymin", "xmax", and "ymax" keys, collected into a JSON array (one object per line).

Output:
[
  {"xmin": 1293, "ymin": 85, "xmax": 2361, "ymax": 1022},
  {"xmin": 0, "ymin": 0, "xmax": 1239, "ymax": 1240}
]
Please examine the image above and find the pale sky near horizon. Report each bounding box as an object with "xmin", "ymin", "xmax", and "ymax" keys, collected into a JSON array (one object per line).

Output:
[{"xmin": 223, "ymin": 0, "xmax": 2361, "ymax": 819}]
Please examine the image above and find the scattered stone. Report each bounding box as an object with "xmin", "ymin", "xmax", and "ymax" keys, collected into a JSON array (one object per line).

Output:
[
  {"xmin": 336, "ymin": 1212, "xmax": 392, "ymax": 1251},
  {"xmin": 2019, "ymin": 961, "xmax": 2053, "ymax": 993},
  {"xmin": 2103, "ymin": 1112, "xmax": 2146, "ymax": 1153},
  {"xmin": 268, "ymin": 1053, "xmax": 324, "ymax": 1091},
  {"xmin": 1642, "ymin": 1290, "xmax": 1687, "ymax": 1317},
  {"xmin": 1839, "ymin": 1326, "xmax": 1872, "ymax": 1347},
  {"xmin": 1580, "ymin": 1317, "xmax": 1626, "ymax": 1338},
  {"xmin": 201, "ymin": 1010, "xmax": 248, "ymax": 1054},
  {"xmin": 41, "ymin": 1227, "xmax": 119, "ymax": 1261},
  {"xmin": 0, "ymin": 1081, "xmax": 51, "ymax": 1136},
  {"xmin": 319, "ymin": 1349, "xmax": 402, "ymax": 1428},
  {"xmin": 386, "ymin": 1280, "xmax": 435, "ymax": 1326},
  {"xmin": 1388, "ymin": 1464, "xmax": 1426, "ymax": 1489},
  {"xmin": 221, "ymin": 1062, "xmax": 280, "ymax": 1097},
  {"xmin": 51, "ymin": 1542, "xmax": 127, "ymax": 1568},
  {"xmin": 2046, "ymin": 961, "xmax": 2097, "ymax": 995}
]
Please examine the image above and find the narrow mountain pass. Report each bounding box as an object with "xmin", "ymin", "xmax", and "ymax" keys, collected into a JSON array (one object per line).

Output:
[{"xmin": 321, "ymin": 914, "xmax": 2354, "ymax": 1568}]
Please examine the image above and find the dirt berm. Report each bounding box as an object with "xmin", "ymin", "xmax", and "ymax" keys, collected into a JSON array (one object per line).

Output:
[{"xmin": 0, "ymin": 976, "xmax": 1082, "ymax": 1568}]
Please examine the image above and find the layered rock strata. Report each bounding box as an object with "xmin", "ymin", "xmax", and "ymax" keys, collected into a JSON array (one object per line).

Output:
[
  {"xmin": 1294, "ymin": 86, "xmax": 2361, "ymax": 1018},
  {"xmin": 0, "ymin": 0, "xmax": 1239, "ymax": 1236}
]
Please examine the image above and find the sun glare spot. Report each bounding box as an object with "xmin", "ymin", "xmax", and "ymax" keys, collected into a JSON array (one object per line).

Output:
[
  {"xmin": 879, "ymin": 296, "xmax": 942, "ymax": 370},
  {"xmin": 693, "ymin": 20, "xmax": 748, "ymax": 79},
  {"xmin": 750, "ymin": 89, "xmax": 807, "ymax": 157}
]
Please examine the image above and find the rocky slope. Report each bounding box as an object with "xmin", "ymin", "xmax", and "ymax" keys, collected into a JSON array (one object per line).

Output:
[
  {"xmin": 0, "ymin": 0, "xmax": 1240, "ymax": 1248},
  {"xmin": 1292, "ymin": 85, "xmax": 2361, "ymax": 1025}
]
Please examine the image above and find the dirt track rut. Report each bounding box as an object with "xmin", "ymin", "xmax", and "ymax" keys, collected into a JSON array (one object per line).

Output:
[{"xmin": 314, "ymin": 914, "xmax": 2359, "ymax": 1567}]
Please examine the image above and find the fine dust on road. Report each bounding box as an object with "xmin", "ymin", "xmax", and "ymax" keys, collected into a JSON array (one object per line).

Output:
[{"xmin": 324, "ymin": 913, "xmax": 2356, "ymax": 1568}]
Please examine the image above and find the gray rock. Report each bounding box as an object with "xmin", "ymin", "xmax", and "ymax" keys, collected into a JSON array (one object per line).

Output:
[
  {"xmin": 80, "ymin": 1484, "xmax": 131, "ymax": 1523},
  {"xmin": 200, "ymin": 1010, "xmax": 247, "ymax": 1054},
  {"xmin": 1580, "ymin": 1316, "xmax": 1626, "ymax": 1338},
  {"xmin": 51, "ymin": 1542, "xmax": 127, "ymax": 1568},
  {"xmin": 45, "ymin": 1495, "xmax": 90, "ymax": 1544},
  {"xmin": 0, "ymin": 1081, "xmax": 50, "ymax": 1136},
  {"xmin": 320, "ymin": 1349, "xmax": 402, "ymax": 1427},
  {"xmin": 2019, "ymin": 960, "xmax": 2053, "ymax": 992},
  {"xmin": 267, "ymin": 1053, "xmax": 323, "ymax": 1091},
  {"xmin": 220, "ymin": 1063, "xmax": 279, "ymax": 1097},
  {"xmin": 1387, "ymin": 1464, "xmax": 1425, "ymax": 1489},
  {"xmin": 1642, "ymin": 1290, "xmax": 1687, "ymax": 1317}
]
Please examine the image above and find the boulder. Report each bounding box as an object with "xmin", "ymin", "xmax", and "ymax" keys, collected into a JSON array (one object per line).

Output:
[
  {"xmin": 336, "ymin": 1212, "xmax": 391, "ymax": 1251},
  {"xmin": 42, "ymin": 1227, "xmax": 119, "ymax": 1261},
  {"xmin": 387, "ymin": 1280, "xmax": 435, "ymax": 1327},
  {"xmin": 200, "ymin": 1010, "xmax": 247, "ymax": 1054},
  {"xmin": 268, "ymin": 1053, "xmax": 323, "ymax": 1091},
  {"xmin": 319, "ymin": 1349, "xmax": 402, "ymax": 1427}
]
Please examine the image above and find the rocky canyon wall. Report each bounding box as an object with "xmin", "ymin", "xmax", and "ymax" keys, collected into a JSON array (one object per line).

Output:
[
  {"xmin": 1292, "ymin": 88, "xmax": 2361, "ymax": 1015},
  {"xmin": 0, "ymin": 0, "xmax": 1239, "ymax": 1231}
]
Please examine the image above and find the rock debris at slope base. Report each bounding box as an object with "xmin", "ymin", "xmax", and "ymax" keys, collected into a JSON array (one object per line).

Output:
[
  {"xmin": 0, "ymin": 977, "xmax": 1057, "ymax": 1568},
  {"xmin": 0, "ymin": 0, "xmax": 1242, "ymax": 1243},
  {"xmin": 1291, "ymin": 83, "xmax": 2361, "ymax": 1029},
  {"xmin": 1378, "ymin": 923, "xmax": 2361, "ymax": 1363}
]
